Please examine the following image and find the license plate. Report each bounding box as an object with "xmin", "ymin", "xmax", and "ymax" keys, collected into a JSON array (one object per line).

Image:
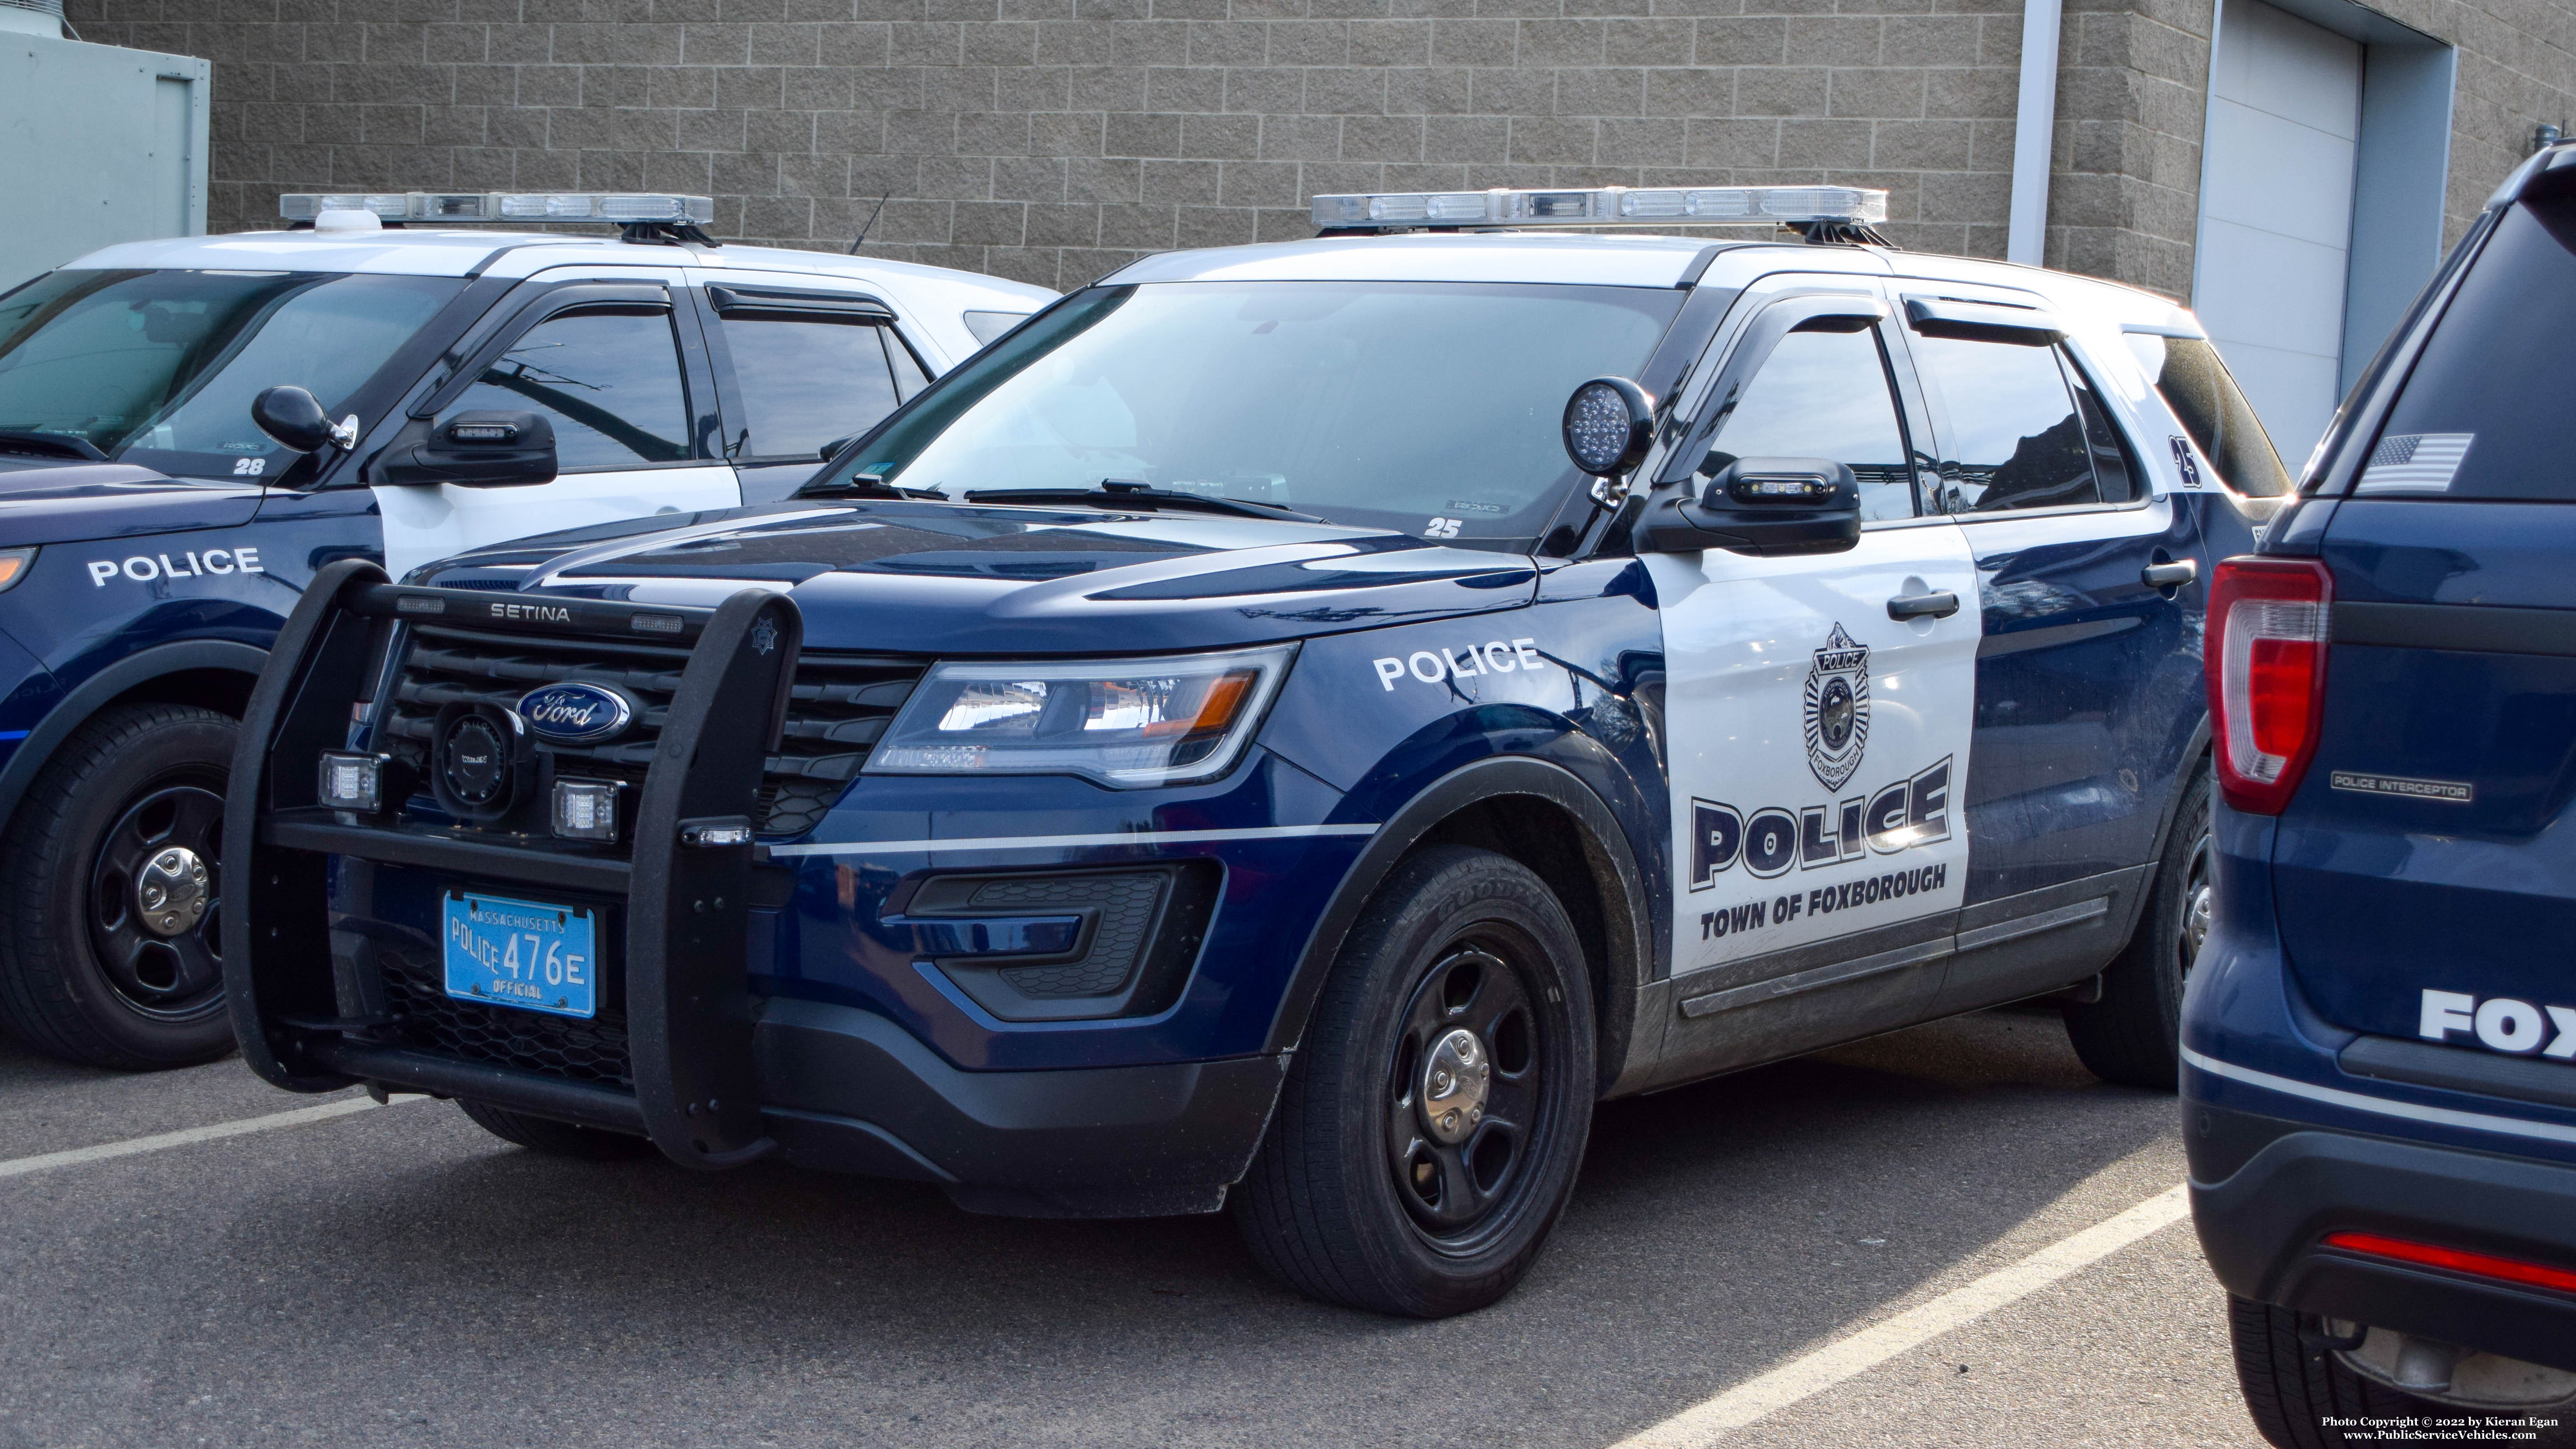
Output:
[{"xmin": 442, "ymin": 891, "xmax": 598, "ymax": 1019}]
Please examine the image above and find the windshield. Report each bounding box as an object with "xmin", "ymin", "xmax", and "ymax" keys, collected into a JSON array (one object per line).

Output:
[
  {"xmin": 830, "ymin": 280, "xmax": 1683, "ymax": 546},
  {"xmin": 0, "ymin": 268, "xmax": 462, "ymax": 479}
]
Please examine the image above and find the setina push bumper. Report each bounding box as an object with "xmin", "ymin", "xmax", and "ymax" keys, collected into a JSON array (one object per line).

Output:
[{"xmin": 223, "ymin": 560, "xmax": 1287, "ymax": 1216}]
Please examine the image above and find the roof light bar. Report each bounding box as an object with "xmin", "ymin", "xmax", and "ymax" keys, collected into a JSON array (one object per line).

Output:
[
  {"xmin": 1311, "ymin": 185, "xmax": 1888, "ymax": 232},
  {"xmin": 280, "ymin": 192, "xmax": 716, "ymax": 226}
]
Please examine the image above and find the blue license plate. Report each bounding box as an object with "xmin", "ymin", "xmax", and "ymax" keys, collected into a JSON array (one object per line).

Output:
[{"xmin": 442, "ymin": 891, "xmax": 598, "ymax": 1019}]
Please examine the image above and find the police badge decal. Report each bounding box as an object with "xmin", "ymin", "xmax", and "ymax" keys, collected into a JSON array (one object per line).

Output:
[{"xmin": 1803, "ymin": 623, "xmax": 1870, "ymax": 791}]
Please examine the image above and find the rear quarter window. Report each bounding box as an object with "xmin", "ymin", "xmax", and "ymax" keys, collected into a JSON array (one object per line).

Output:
[
  {"xmin": 2357, "ymin": 199, "xmax": 2576, "ymax": 500},
  {"xmin": 2122, "ymin": 333, "xmax": 2292, "ymax": 497}
]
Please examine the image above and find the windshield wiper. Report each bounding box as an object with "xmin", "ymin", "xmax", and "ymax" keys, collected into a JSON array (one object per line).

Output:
[
  {"xmin": 0, "ymin": 429, "xmax": 108, "ymax": 461},
  {"xmin": 800, "ymin": 469, "xmax": 944, "ymax": 500},
  {"xmin": 962, "ymin": 480, "xmax": 1322, "ymax": 523}
]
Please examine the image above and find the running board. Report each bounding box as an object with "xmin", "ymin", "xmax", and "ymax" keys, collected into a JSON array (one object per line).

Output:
[{"xmin": 1676, "ymin": 894, "xmax": 2112, "ymax": 1019}]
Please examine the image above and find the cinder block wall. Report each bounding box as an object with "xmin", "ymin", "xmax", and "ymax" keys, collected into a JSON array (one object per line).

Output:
[{"xmin": 60, "ymin": 0, "xmax": 2576, "ymax": 299}]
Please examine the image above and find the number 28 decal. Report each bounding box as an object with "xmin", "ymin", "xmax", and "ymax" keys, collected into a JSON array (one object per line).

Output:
[{"xmin": 231, "ymin": 457, "xmax": 266, "ymax": 476}]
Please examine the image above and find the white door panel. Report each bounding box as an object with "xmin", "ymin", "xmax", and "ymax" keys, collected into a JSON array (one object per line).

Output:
[
  {"xmin": 373, "ymin": 465, "xmax": 741, "ymax": 582},
  {"xmin": 1655, "ymin": 524, "xmax": 1982, "ymax": 977}
]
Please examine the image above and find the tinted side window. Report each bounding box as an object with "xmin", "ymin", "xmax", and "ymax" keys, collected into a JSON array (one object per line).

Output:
[
  {"xmin": 451, "ymin": 305, "xmax": 691, "ymax": 471},
  {"xmin": 721, "ymin": 315, "xmax": 912, "ymax": 461},
  {"xmin": 2124, "ymin": 334, "xmax": 2291, "ymax": 496},
  {"xmin": 1913, "ymin": 336, "xmax": 2099, "ymax": 513},
  {"xmin": 2360, "ymin": 202, "xmax": 2576, "ymax": 500},
  {"xmin": 1704, "ymin": 323, "xmax": 1918, "ymax": 521}
]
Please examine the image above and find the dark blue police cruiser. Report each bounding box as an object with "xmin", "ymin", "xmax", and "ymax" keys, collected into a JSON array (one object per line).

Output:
[
  {"xmin": 2186, "ymin": 148, "xmax": 2576, "ymax": 1431},
  {"xmin": 0, "ymin": 192, "xmax": 1047, "ymax": 1069},
  {"xmin": 229, "ymin": 183, "xmax": 2292, "ymax": 1316}
]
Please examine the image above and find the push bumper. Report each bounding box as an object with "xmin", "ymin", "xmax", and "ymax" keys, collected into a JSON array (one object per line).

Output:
[
  {"xmin": 2187, "ymin": 1101, "xmax": 2576, "ymax": 1373},
  {"xmin": 224, "ymin": 562, "xmax": 1285, "ymax": 1216}
]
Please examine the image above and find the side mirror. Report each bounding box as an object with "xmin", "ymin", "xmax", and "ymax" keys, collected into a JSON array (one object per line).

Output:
[
  {"xmin": 373, "ymin": 411, "xmax": 558, "ymax": 488},
  {"xmin": 1561, "ymin": 376, "xmax": 1654, "ymax": 490},
  {"xmin": 251, "ymin": 385, "xmax": 336, "ymax": 454},
  {"xmin": 1637, "ymin": 457, "xmax": 1862, "ymax": 557}
]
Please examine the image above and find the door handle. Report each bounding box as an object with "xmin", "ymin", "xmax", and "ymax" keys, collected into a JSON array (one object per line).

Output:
[
  {"xmin": 1886, "ymin": 590, "xmax": 1960, "ymax": 620},
  {"xmin": 2141, "ymin": 560, "xmax": 2197, "ymax": 589}
]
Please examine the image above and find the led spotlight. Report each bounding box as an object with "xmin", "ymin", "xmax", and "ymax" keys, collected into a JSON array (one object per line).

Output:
[
  {"xmin": 552, "ymin": 779, "xmax": 623, "ymax": 844},
  {"xmin": 317, "ymin": 751, "xmax": 384, "ymax": 811}
]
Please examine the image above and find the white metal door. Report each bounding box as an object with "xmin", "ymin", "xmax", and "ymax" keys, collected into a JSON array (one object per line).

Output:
[
  {"xmin": 1650, "ymin": 276, "xmax": 1983, "ymax": 978},
  {"xmin": 2195, "ymin": 0, "xmax": 2362, "ymax": 464}
]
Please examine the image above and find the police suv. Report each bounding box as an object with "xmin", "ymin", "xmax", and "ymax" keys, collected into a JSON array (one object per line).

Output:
[
  {"xmin": 0, "ymin": 191, "xmax": 1050, "ymax": 1069},
  {"xmin": 2188, "ymin": 147, "xmax": 2576, "ymax": 1435},
  {"xmin": 229, "ymin": 184, "xmax": 2289, "ymax": 1317}
]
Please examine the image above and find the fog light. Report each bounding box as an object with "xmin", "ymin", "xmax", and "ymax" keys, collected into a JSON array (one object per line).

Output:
[
  {"xmin": 552, "ymin": 779, "xmax": 622, "ymax": 843},
  {"xmin": 317, "ymin": 751, "xmax": 383, "ymax": 810}
]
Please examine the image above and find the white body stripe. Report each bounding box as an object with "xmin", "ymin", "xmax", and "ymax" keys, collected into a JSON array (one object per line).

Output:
[
  {"xmin": 2182, "ymin": 1045, "xmax": 2576, "ymax": 1147},
  {"xmin": 767, "ymin": 824, "xmax": 1378, "ymax": 857}
]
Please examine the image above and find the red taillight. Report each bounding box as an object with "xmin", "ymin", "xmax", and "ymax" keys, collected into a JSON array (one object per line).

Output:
[
  {"xmin": 2322, "ymin": 1231, "xmax": 2576, "ymax": 1296},
  {"xmin": 2208, "ymin": 556, "xmax": 2332, "ymax": 814}
]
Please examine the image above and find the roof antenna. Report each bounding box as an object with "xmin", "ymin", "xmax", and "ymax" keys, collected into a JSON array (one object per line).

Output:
[{"xmin": 848, "ymin": 194, "xmax": 891, "ymax": 255}]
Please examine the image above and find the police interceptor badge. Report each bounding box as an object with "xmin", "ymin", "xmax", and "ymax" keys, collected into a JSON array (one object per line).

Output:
[{"xmin": 1803, "ymin": 624, "xmax": 1870, "ymax": 792}]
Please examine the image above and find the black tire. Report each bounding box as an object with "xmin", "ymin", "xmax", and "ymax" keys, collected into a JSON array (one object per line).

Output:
[
  {"xmin": 2065, "ymin": 755, "xmax": 2213, "ymax": 1090},
  {"xmin": 2228, "ymin": 1295, "xmax": 2467, "ymax": 1448},
  {"xmin": 457, "ymin": 1099, "xmax": 656, "ymax": 1160},
  {"xmin": 1232, "ymin": 845, "xmax": 1596, "ymax": 1318},
  {"xmin": 0, "ymin": 703, "xmax": 238, "ymax": 1070}
]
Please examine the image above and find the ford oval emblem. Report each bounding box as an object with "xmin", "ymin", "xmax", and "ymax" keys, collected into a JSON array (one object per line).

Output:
[{"xmin": 517, "ymin": 682, "xmax": 635, "ymax": 745}]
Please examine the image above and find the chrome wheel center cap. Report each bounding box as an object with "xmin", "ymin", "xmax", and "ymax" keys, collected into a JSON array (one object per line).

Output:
[
  {"xmin": 136, "ymin": 846, "xmax": 210, "ymax": 937},
  {"xmin": 1419, "ymin": 1028, "xmax": 1491, "ymax": 1145}
]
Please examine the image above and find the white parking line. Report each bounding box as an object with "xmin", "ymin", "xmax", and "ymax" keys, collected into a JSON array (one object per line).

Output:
[
  {"xmin": 0, "ymin": 1095, "xmax": 420, "ymax": 1181},
  {"xmin": 1610, "ymin": 1183, "xmax": 2192, "ymax": 1448}
]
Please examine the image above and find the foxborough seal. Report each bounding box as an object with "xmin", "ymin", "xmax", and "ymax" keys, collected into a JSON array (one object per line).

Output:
[{"xmin": 1803, "ymin": 623, "xmax": 1870, "ymax": 791}]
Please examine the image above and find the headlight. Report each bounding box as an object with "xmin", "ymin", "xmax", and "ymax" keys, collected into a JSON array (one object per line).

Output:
[{"xmin": 868, "ymin": 644, "xmax": 1294, "ymax": 788}]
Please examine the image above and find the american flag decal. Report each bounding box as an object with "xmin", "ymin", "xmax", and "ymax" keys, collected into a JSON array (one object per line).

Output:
[{"xmin": 2354, "ymin": 432, "xmax": 2473, "ymax": 495}]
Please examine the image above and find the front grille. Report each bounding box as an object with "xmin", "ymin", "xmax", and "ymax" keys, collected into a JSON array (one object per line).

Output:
[
  {"xmin": 377, "ymin": 623, "xmax": 923, "ymax": 839},
  {"xmin": 375, "ymin": 942, "xmax": 632, "ymax": 1088}
]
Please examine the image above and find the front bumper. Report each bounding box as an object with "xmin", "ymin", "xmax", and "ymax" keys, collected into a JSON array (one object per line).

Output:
[
  {"xmin": 2187, "ymin": 1103, "xmax": 2576, "ymax": 1373},
  {"xmin": 223, "ymin": 564, "xmax": 1290, "ymax": 1215}
]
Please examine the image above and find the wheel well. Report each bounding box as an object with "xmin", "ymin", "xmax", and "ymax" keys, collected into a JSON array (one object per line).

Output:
[
  {"xmin": 1416, "ymin": 794, "xmax": 1624, "ymax": 1070},
  {"xmin": 105, "ymin": 667, "xmax": 255, "ymax": 721}
]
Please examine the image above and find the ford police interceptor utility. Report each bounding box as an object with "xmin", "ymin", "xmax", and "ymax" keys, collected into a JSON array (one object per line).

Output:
[
  {"xmin": 0, "ymin": 191, "xmax": 1050, "ymax": 1069},
  {"xmin": 228, "ymin": 184, "xmax": 2292, "ymax": 1317},
  {"xmin": 2186, "ymin": 145, "xmax": 2576, "ymax": 1437}
]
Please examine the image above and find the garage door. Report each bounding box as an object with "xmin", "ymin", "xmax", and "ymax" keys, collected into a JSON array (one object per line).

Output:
[{"xmin": 2193, "ymin": 0, "xmax": 2362, "ymax": 466}]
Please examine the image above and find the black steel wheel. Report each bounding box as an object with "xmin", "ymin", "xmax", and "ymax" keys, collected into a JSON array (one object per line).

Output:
[
  {"xmin": 1384, "ymin": 945, "xmax": 1546, "ymax": 1244},
  {"xmin": 0, "ymin": 703, "xmax": 240, "ymax": 1069},
  {"xmin": 87, "ymin": 784, "xmax": 226, "ymax": 1017},
  {"xmin": 2066, "ymin": 755, "xmax": 2213, "ymax": 1090},
  {"xmin": 1234, "ymin": 845, "xmax": 1594, "ymax": 1317}
]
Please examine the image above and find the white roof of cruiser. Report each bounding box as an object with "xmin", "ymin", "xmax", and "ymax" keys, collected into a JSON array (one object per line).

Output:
[
  {"xmin": 1105, "ymin": 231, "xmax": 2204, "ymax": 336},
  {"xmin": 1104, "ymin": 232, "xmax": 1724, "ymax": 289},
  {"xmin": 59, "ymin": 227, "xmax": 1058, "ymax": 368},
  {"xmin": 65, "ymin": 228, "xmax": 1053, "ymax": 301}
]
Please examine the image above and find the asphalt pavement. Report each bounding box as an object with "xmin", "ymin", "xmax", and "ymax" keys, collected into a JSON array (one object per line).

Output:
[{"xmin": 1, "ymin": 1005, "xmax": 2271, "ymax": 1448}]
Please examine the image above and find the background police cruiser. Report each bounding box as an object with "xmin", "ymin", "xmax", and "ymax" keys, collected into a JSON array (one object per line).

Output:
[
  {"xmin": 0, "ymin": 190, "xmax": 1049, "ymax": 1070},
  {"xmin": 227, "ymin": 182, "xmax": 2294, "ymax": 1317}
]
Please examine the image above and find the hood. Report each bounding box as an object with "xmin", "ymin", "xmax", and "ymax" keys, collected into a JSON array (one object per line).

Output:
[
  {"xmin": 420, "ymin": 499, "xmax": 1540, "ymax": 655},
  {"xmin": 0, "ymin": 463, "xmax": 264, "ymax": 547}
]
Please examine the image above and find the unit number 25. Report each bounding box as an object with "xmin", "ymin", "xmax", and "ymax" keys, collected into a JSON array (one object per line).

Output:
[{"xmin": 1423, "ymin": 516, "xmax": 1462, "ymax": 538}]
